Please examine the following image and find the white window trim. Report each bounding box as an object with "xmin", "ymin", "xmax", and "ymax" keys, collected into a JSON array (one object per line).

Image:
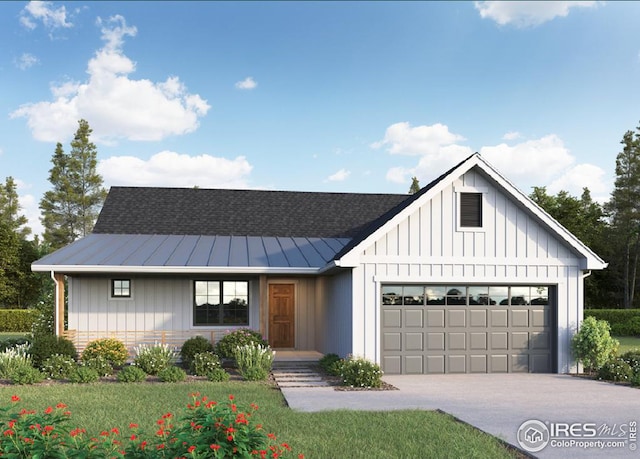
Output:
[
  {"xmin": 454, "ymin": 186, "xmax": 488, "ymax": 233},
  {"xmin": 109, "ymin": 278, "xmax": 134, "ymax": 301}
]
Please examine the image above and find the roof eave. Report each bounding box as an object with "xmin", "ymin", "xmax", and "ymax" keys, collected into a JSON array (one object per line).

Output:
[{"xmin": 31, "ymin": 265, "xmax": 323, "ymax": 275}]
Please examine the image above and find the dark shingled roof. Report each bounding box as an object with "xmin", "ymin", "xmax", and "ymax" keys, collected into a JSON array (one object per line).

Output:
[{"xmin": 93, "ymin": 187, "xmax": 411, "ymax": 238}]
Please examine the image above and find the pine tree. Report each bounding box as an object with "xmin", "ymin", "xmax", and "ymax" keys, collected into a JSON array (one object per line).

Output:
[
  {"xmin": 0, "ymin": 176, "xmax": 30, "ymax": 238},
  {"xmin": 607, "ymin": 123, "xmax": 640, "ymax": 309},
  {"xmin": 408, "ymin": 176, "xmax": 420, "ymax": 194},
  {"xmin": 40, "ymin": 120, "xmax": 107, "ymax": 250}
]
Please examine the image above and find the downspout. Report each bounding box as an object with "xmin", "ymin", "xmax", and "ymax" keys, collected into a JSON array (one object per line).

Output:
[{"xmin": 50, "ymin": 270, "xmax": 59, "ymax": 337}]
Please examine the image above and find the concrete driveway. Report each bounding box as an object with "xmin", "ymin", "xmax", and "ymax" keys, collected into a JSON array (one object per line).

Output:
[{"xmin": 279, "ymin": 374, "xmax": 640, "ymax": 458}]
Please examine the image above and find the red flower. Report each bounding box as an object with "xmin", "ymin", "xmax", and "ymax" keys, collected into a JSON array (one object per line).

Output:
[
  {"xmin": 43, "ymin": 425, "xmax": 54, "ymax": 434},
  {"xmin": 3, "ymin": 429, "xmax": 14, "ymax": 437},
  {"xmin": 281, "ymin": 443, "xmax": 291, "ymax": 451},
  {"xmin": 100, "ymin": 430, "xmax": 110, "ymax": 437},
  {"xmin": 227, "ymin": 435, "xmax": 234, "ymax": 442},
  {"xmin": 206, "ymin": 401, "xmax": 217, "ymax": 408},
  {"xmin": 210, "ymin": 444, "xmax": 221, "ymax": 451},
  {"xmin": 231, "ymin": 403, "xmax": 237, "ymax": 413},
  {"xmin": 111, "ymin": 427, "xmax": 120, "ymax": 435},
  {"xmin": 44, "ymin": 406, "xmax": 53, "ymax": 414},
  {"xmin": 157, "ymin": 443, "xmax": 165, "ymax": 450},
  {"xmin": 8, "ymin": 420, "xmax": 15, "ymax": 429},
  {"xmin": 140, "ymin": 440, "xmax": 148, "ymax": 450},
  {"xmin": 129, "ymin": 423, "xmax": 139, "ymax": 429},
  {"xmin": 56, "ymin": 403, "xmax": 67, "ymax": 409},
  {"xmin": 267, "ymin": 433, "xmax": 276, "ymax": 440},
  {"xmin": 188, "ymin": 445, "xmax": 196, "ymax": 453},
  {"xmin": 298, "ymin": 454, "xmax": 305, "ymax": 459},
  {"xmin": 11, "ymin": 395, "xmax": 20, "ymax": 403},
  {"xmin": 229, "ymin": 394, "xmax": 235, "ymax": 401}
]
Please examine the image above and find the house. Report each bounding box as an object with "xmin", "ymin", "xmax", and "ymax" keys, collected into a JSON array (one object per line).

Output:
[{"xmin": 32, "ymin": 153, "xmax": 607, "ymax": 374}]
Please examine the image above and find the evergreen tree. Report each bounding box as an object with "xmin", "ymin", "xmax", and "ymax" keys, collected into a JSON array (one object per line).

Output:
[
  {"xmin": 408, "ymin": 176, "xmax": 420, "ymax": 194},
  {"xmin": 606, "ymin": 123, "xmax": 640, "ymax": 309},
  {"xmin": 40, "ymin": 120, "xmax": 107, "ymax": 250},
  {"xmin": 0, "ymin": 176, "xmax": 30, "ymax": 238}
]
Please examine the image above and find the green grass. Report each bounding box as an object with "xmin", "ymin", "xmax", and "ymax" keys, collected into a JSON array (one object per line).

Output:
[
  {"xmin": 0, "ymin": 382, "xmax": 515, "ymax": 458},
  {"xmin": 0, "ymin": 332, "xmax": 29, "ymax": 340},
  {"xmin": 615, "ymin": 336, "xmax": 640, "ymax": 353}
]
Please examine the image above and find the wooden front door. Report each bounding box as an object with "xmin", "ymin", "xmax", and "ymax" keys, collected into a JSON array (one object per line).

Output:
[{"xmin": 268, "ymin": 284, "xmax": 295, "ymax": 348}]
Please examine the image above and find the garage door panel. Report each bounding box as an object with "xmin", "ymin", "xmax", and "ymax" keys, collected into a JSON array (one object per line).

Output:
[
  {"xmin": 491, "ymin": 355, "xmax": 508, "ymax": 372},
  {"xmin": 405, "ymin": 309, "xmax": 424, "ymax": 327},
  {"xmin": 470, "ymin": 355, "xmax": 487, "ymax": 373},
  {"xmin": 448, "ymin": 309, "xmax": 466, "ymax": 327},
  {"xmin": 531, "ymin": 309, "xmax": 549, "ymax": 327},
  {"xmin": 383, "ymin": 332, "xmax": 401, "ymax": 351},
  {"xmin": 405, "ymin": 332, "xmax": 424, "ymax": 351},
  {"xmin": 427, "ymin": 333, "xmax": 445, "ymax": 350},
  {"xmin": 470, "ymin": 332, "xmax": 487, "ymax": 350},
  {"xmin": 383, "ymin": 356, "xmax": 401, "ymax": 374},
  {"xmin": 530, "ymin": 331, "xmax": 550, "ymax": 350},
  {"xmin": 491, "ymin": 309, "xmax": 508, "ymax": 327},
  {"xmin": 383, "ymin": 309, "xmax": 401, "ymax": 328},
  {"xmin": 491, "ymin": 332, "xmax": 508, "ymax": 350},
  {"xmin": 448, "ymin": 332, "xmax": 466, "ymax": 350},
  {"xmin": 512, "ymin": 354, "xmax": 529, "ymax": 372},
  {"xmin": 427, "ymin": 310, "xmax": 445, "ymax": 327},
  {"xmin": 512, "ymin": 332, "xmax": 529, "ymax": 349},
  {"xmin": 512, "ymin": 309, "xmax": 529, "ymax": 327},
  {"xmin": 448, "ymin": 355, "xmax": 466, "ymax": 373},
  {"xmin": 426, "ymin": 356, "xmax": 444, "ymax": 374},
  {"xmin": 405, "ymin": 356, "xmax": 424, "ymax": 374},
  {"xmin": 531, "ymin": 354, "xmax": 551, "ymax": 373},
  {"xmin": 470, "ymin": 309, "xmax": 487, "ymax": 327}
]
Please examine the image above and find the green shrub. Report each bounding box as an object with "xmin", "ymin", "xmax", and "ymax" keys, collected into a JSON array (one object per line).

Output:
[
  {"xmin": 597, "ymin": 358, "xmax": 633, "ymax": 383},
  {"xmin": 339, "ymin": 355, "xmax": 383, "ymax": 388},
  {"xmin": 133, "ymin": 342, "xmax": 177, "ymax": 375},
  {"xmin": 585, "ymin": 309, "xmax": 640, "ymax": 336},
  {"xmin": 631, "ymin": 372, "xmax": 640, "ymax": 387},
  {"xmin": 9, "ymin": 365, "xmax": 44, "ymax": 385},
  {"xmin": 79, "ymin": 355, "xmax": 113, "ymax": 377},
  {"xmin": 180, "ymin": 336, "xmax": 214, "ymax": 368},
  {"xmin": 68, "ymin": 366, "xmax": 100, "ymax": 383},
  {"xmin": 207, "ymin": 368, "xmax": 230, "ymax": 382},
  {"xmin": 41, "ymin": 354, "xmax": 76, "ymax": 380},
  {"xmin": 233, "ymin": 343, "xmax": 274, "ymax": 381},
  {"xmin": 81, "ymin": 338, "xmax": 129, "ymax": 366},
  {"xmin": 0, "ymin": 309, "xmax": 40, "ymax": 332},
  {"xmin": 191, "ymin": 351, "xmax": 221, "ymax": 376},
  {"xmin": 216, "ymin": 328, "xmax": 268, "ymax": 359},
  {"xmin": 620, "ymin": 350, "xmax": 640, "ymax": 376},
  {"xmin": 319, "ymin": 353, "xmax": 342, "ymax": 375},
  {"xmin": 158, "ymin": 365, "xmax": 187, "ymax": 382},
  {"xmin": 29, "ymin": 334, "xmax": 77, "ymax": 368},
  {"xmin": 0, "ymin": 337, "xmax": 30, "ymax": 352},
  {"xmin": 117, "ymin": 365, "xmax": 147, "ymax": 383},
  {"xmin": 571, "ymin": 316, "xmax": 619, "ymax": 374}
]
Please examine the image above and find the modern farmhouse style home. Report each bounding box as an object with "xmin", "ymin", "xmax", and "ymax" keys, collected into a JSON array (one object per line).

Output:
[{"xmin": 32, "ymin": 153, "xmax": 606, "ymax": 374}]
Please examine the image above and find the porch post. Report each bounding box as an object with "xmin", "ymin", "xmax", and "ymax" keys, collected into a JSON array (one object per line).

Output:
[
  {"xmin": 259, "ymin": 275, "xmax": 268, "ymax": 339},
  {"xmin": 52, "ymin": 272, "xmax": 65, "ymax": 336}
]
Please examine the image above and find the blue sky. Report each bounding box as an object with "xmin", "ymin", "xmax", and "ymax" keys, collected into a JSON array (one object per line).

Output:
[{"xmin": 1, "ymin": 1, "xmax": 640, "ymax": 237}]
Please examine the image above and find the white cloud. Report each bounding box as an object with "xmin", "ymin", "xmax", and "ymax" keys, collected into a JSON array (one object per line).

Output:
[
  {"xmin": 386, "ymin": 166, "xmax": 409, "ymax": 185},
  {"xmin": 18, "ymin": 192, "xmax": 43, "ymax": 238},
  {"xmin": 98, "ymin": 151, "xmax": 252, "ymax": 188},
  {"xmin": 20, "ymin": 1, "xmax": 73, "ymax": 32},
  {"xmin": 327, "ymin": 169, "xmax": 351, "ymax": 182},
  {"xmin": 371, "ymin": 122, "xmax": 465, "ymax": 156},
  {"xmin": 11, "ymin": 15, "xmax": 210, "ymax": 143},
  {"xmin": 474, "ymin": 1, "xmax": 598, "ymax": 28},
  {"xmin": 235, "ymin": 77, "xmax": 257, "ymax": 90},
  {"xmin": 15, "ymin": 53, "xmax": 39, "ymax": 70},
  {"xmin": 547, "ymin": 163, "xmax": 609, "ymax": 200},
  {"xmin": 502, "ymin": 131, "xmax": 521, "ymax": 141}
]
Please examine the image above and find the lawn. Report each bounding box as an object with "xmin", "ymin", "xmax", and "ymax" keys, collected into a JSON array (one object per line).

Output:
[
  {"xmin": 0, "ymin": 382, "xmax": 516, "ymax": 458},
  {"xmin": 615, "ymin": 335, "xmax": 640, "ymax": 353},
  {"xmin": 0, "ymin": 332, "xmax": 29, "ymax": 340}
]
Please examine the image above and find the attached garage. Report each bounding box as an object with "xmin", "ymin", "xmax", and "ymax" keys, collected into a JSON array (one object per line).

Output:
[{"xmin": 381, "ymin": 284, "xmax": 555, "ymax": 374}]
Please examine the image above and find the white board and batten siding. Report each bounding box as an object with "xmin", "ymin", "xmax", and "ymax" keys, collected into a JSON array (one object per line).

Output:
[{"xmin": 349, "ymin": 168, "xmax": 585, "ymax": 373}]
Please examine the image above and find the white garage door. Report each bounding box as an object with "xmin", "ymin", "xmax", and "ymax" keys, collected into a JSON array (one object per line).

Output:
[{"xmin": 381, "ymin": 285, "xmax": 554, "ymax": 374}]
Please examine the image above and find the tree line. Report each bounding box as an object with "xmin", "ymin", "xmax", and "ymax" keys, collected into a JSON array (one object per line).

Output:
[{"xmin": 1, "ymin": 120, "xmax": 640, "ymax": 310}]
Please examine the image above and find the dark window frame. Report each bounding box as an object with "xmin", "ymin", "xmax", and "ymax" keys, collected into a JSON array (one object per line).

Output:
[
  {"xmin": 193, "ymin": 280, "xmax": 250, "ymax": 326},
  {"xmin": 111, "ymin": 279, "xmax": 131, "ymax": 298}
]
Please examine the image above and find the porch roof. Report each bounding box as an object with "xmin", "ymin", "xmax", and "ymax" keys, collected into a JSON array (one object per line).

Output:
[{"xmin": 31, "ymin": 233, "xmax": 350, "ymax": 274}]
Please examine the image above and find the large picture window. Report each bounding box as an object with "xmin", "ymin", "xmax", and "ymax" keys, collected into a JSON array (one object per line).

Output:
[{"xmin": 194, "ymin": 280, "xmax": 249, "ymax": 326}]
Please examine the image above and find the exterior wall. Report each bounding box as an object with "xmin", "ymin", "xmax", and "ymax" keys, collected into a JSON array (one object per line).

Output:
[
  {"xmin": 315, "ymin": 270, "xmax": 353, "ymax": 357},
  {"xmin": 353, "ymin": 168, "xmax": 585, "ymax": 373}
]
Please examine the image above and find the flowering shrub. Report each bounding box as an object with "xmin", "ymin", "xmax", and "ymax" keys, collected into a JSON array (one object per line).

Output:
[
  {"xmin": 191, "ymin": 351, "xmax": 222, "ymax": 376},
  {"xmin": 40, "ymin": 354, "xmax": 76, "ymax": 380},
  {"xmin": 117, "ymin": 365, "xmax": 147, "ymax": 383},
  {"xmin": 133, "ymin": 342, "xmax": 178, "ymax": 375},
  {"xmin": 80, "ymin": 355, "xmax": 114, "ymax": 376},
  {"xmin": 233, "ymin": 344, "xmax": 275, "ymax": 381},
  {"xmin": 180, "ymin": 336, "xmax": 214, "ymax": 368},
  {"xmin": 339, "ymin": 355, "xmax": 383, "ymax": 388},
  {"xmin": 82, "ymin": 338, "xmax": 129, "ymax": 366},
  {"xmin": 216, "ymin": 329, "xmax": 268, "ymax": 359},
  {"xmin": 620, "ymin": 350, "xmax": 640, "ymax": 376},
  {"xmin": 0, "ymin": 394, "xmax": 304, "ymax": 459},
  {"xmin": 29, "ymin": 335, "xmax": 77, "ymax": 368},
  {"xmin": 597, "ymin": 358, "xmax": 633, "ymax": 382},
  {"xmin": 0, "ymin": 344, "xmax": 32, "ymax": 379}
]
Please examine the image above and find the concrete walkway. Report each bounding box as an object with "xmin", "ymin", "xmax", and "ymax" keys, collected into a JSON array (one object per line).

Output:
[{"xmin": 279, "ymin": 374, "xmax": 640, "ymax": 458}]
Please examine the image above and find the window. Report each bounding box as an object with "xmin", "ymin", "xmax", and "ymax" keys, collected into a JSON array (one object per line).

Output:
[
  {"xmin": 460, "ymin": 192, "xmax": 483, "ymax": 227},
  {"xmin": 194, "ymin": 280, "xmax": 249, "ymax": 326},
  {"xmin": 111, "ymin": 279, "xmax": 131, "ymax": 298}
]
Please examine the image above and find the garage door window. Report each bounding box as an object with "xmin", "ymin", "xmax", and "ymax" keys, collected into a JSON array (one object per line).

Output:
[{"xmin": 381, "ymin": 284, "xmax": 548, "ymax": 306}]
